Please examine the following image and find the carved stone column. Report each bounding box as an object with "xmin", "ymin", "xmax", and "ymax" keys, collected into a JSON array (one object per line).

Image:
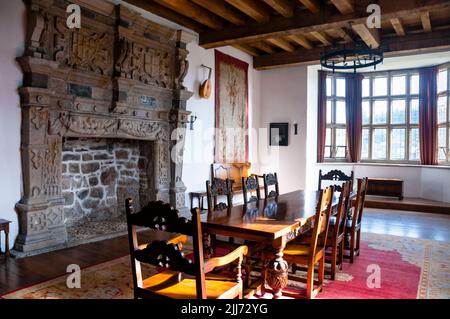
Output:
[
  {"xmin": 169, "ymin": 30, "xmax": 194, "ymax": 217},
  {"xmin": 15, "ymin": 58, "xmax": 67, "ymax": 254}
]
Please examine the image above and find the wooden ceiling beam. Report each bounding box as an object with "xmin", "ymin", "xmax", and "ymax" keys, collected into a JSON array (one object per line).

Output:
[
  {"xmin": 224, "ymin": 0, "xmax": 271, "ymax": 23},
  {"xmin": 254, "ymin": 28, "xmax": 450, "ymax": 70},
  {"xmin": 310, "ymin": 31, "xmax": 332, "ymax": 46},
  {"xmin": 266, "ymin": 38, "xmax": 296, "ymax": 52},
  {"xmin": 352, "ymin": 23, "xmax": 380, "ymax": 48},
  {"xmin": 250, "ymin": 41, "xmax": 277, "ymax": 54},
  {"xmin": 263, "ymin": 0, "xmax": 294, "ymax": 18},
  {"xmin": 233, "ymin": 44, "xmax": 261, "ymax": 56},
  {"xmin": 190, "ymin": 0, "xmax": 247, "ymax": 26},
  {"xmin": 199, "ymin": 0, "xmax": 450, "ymax": 48},
  {"xmin": 151, "ymin": 0, "xmax": 224, "ymax": 30},
  {"xmin": 390, "ymin": 18, "xmax": 406, "ymax": 36},
  {"xmin": 421, "ymin": 12, "xmax": 432, "ymax": 33},
  {"xmin": 334, "ymin": 28, "xmax": 353, "ymax": 43},
  {"xmin": 298, "ymin": 0, "xmax": 320, "ymax": 13},
  {"xmin": 330, "ymin": 0, "xmax": 354, "ymax": 14},
  {"xmin": 126, "ymin": 0, "xmax": 206, "ymax": 33},
  {"xmin": 286, "ymin": 34, "xmax": 313, "ymax": 49}
]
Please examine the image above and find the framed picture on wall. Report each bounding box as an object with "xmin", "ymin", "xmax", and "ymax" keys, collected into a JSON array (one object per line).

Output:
[{"xmin": 270, "ymin": 123, "xmax": 289, "ymax": 146}]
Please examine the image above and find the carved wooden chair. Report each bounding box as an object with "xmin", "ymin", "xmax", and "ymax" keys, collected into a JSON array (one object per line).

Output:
[
  {"xmin": 263, "ymin": 173, "xmax": 279, "ymax": 199},
  {"xmin": 293, "ymin": 182, "xmax": 351, "ymax": 280},
  {"xmin": 345, "ymin": 178, "xmax": 368, "ymax": 263},
  {"xmin": 318, "ymin": 169, "xmax": 354, "ymax": 192},
  {"xmin": 125, "ymin": 199, "xmax": 248, "ymax": 299},
  {"xmin": 206, "ymin": 178, "xmax": 233, "ymax": 212},
  {"xmin": 242, "ymin": 175, "xmax": 261, "ymax": 205},
  {"xmin": 205, "ymin": 178, "xmax": 236, "ymax": 253},
  {"xmin": 282, "ymin": 186, "xmax": 335, "ymax": 299}
]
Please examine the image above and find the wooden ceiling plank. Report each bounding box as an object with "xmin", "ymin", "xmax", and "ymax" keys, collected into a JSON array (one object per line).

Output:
[
  {"xmin": 263, "ymin": 0, "xmax": 294, "ymax": 18},
  {"xmin": 266, "ymin": 37, "xmax": 296, "ymax": 52},
  {"xmin": 352, "ymin": 23, "xmax": 380, "ymax": 48},
  {"xmin": 233, "ymin": 44, "xmax": 261, "ymax": 56},
  {"xmin": 421, "ymin": 12, "xmax": 432, "ymax": 33},
  {"xmin": 190, "ymin": 0, "xmax": 247, "ymax": 26},
  {"xmin": 310, "ymin": 30, "xmax": 332, "ymax": 46},
  {"xmin": 224, "ymin": 0, "xmax": 271, "ymax": 23},
  {"xmin": 126, "ymin": 0, "xmax": 206, "ymax": 33},
  {"xmin": 251, "ymin": 41, "xmax": 277, "ymax": 54},
  {"xmin": 330, "ymin": 0, "xmax": 354, "ymax": 14},
  {"xmin": 390, "ymin": 18, "xmax": 406, "ymax": 36},
  {"xmin": 152, "ymin": 0, "xmax": 224, "ymax": 30},
  {"xmin": 298, "ymin": 0, "xmax": 320, "ymax": 13},
  {"xmin": 254, "ymin": 28, "xmax": 450, "ymax": 70},
  {"xmin": 199, "ymin": 0, "xmax": 450, "ymax": 49},
  {"xmin": 287, "ymin": 34, "xmax": 313, "ymax": 49},
  {"xmin": 334, "ymin": 28, "xmax": 353, "ymax": 43}
]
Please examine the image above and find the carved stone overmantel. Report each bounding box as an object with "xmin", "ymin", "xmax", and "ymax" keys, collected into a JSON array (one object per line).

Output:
[{"xmin": 15, "ymin": 0, "xmax": 194, "ymax": 255}]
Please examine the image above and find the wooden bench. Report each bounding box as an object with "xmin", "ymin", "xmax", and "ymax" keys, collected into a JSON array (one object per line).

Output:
[
  {"xmin": 0, "ymin": 219, "xmax": 11, "ymax": 261},
  {"xmin": 366, "ymin": 178, "xmax": 404, "ymax": 200}
]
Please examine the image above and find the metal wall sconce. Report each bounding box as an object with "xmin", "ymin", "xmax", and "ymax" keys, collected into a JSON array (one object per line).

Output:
[
  {"xmin": 293, "ymin": 122, "xmax": 298, "ymax": 135},
  {"xmin": 188, "ymin": 114, "xmax": 198, "ymax": 130}
]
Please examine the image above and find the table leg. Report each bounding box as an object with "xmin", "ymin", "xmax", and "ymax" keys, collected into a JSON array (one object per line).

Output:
[
  {"xmin": 5, "ymin": 226, "xmax": 10, "ymax": 257},
  {"xmin": 265, "ymin": 237, "xmax": 288, "ymax": 299}
]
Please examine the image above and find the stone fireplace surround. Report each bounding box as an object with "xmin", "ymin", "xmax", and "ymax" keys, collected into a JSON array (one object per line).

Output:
[{"xmin": 14, "ymin": 0, "xmax": 193, "ymax": 256}]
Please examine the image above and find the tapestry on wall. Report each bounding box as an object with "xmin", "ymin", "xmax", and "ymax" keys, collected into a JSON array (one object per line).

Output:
[{"xmin": 215, "ymin": 50, "xmax": 249, "ymax": 163}]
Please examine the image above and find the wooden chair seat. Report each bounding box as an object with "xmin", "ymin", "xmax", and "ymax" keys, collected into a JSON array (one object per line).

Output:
[
  {"xmin": 139, "ymin": 270, "xmax": 242, "ymax": 299},
  {"xmin": 284, "ymin": 243, "xmax": 310, "ymax": 256}
]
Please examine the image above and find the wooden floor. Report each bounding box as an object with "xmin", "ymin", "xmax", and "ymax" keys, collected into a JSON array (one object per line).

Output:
[
  {"xmin": 364, "ymin": 196, "xmax": 450, "ymax": 214},
  {"xmin": 1, "ymin": 208, "xmax": 449, "ymax": 296}
]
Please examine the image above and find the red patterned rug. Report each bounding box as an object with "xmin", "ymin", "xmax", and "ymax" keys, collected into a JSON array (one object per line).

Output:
[{"xmin": 1, "ymin": 233, "xmax": 448, "ymax": 299}]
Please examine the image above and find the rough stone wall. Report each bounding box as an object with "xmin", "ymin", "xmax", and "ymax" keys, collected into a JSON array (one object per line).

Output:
[{"xmin": 61, "ymin": 138, "xmax": 150, "ymax": 226}]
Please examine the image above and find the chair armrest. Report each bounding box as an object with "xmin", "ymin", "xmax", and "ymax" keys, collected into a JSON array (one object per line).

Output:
[
  {"xmin": 137, "ymin": 235, "xmax": 188, "ymax": 250},
  {"xmin": 204, "ymin": 245, "xmax": 248, "ymax": 273}
]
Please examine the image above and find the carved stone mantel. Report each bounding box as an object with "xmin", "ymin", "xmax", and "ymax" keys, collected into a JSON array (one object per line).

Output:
[{"xmin": 15, "ymin": 0, "xmax": 194, "ymax": 255}]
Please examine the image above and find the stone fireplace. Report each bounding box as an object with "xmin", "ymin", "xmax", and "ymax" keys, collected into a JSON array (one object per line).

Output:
[
  {"xmin": 14, "ymin": 0, "xmax": 194, "ymax": 255},
  {"xmin": 61, "ymin": 138, "xmax": 153, "ymax": 243}
]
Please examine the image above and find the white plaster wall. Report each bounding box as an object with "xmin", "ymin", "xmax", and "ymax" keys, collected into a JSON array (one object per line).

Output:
[
  {"xmin": 258, "ymin": 66, "xmax": 308, "ymax": 194},
  {"xmin": 181, "ymin": 42, "xmax": 262, "ymax": 197},
  {"xmin": 0, "ymin": 0, "xmax": 26, "ymax": 250}
]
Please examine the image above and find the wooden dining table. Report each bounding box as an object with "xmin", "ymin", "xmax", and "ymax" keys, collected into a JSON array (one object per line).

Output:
[{"xmin": 201, "ymin": 189, "xmax": 346, "ymax": 298}]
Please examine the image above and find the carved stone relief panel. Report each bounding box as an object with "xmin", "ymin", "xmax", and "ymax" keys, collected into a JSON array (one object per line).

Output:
[{"xmin": 115, "ymin": 38, "xmax": 173, "ymax": 89}]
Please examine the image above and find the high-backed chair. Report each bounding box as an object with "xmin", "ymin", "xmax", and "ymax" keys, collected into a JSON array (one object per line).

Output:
[
  {"xmin": 242, "ymin": 175, "xmax": 261, "ymax": 205},
  {"xmin": 345, "ymin": 177, "xmax": 368, "ymax": 263},
  {"xmin": 281, "ymin": 186, "xmax": 334, "ymax": 299},
  {"xmin": 205, "ymin": 178, "xmax": 235, "ymax": 253},
  {"xmin": 125, "ymin": 199, "xmax": 248, "ymax": 299},
  {"xmin": 206, "ymin": 178, "xmax": 233, "ymax": 212},
  {"xmin": 263, "ymin": 173, "xmax": 279, "ymax": 199},
  {"xmin": 318, "ymin": 169, "xmax": 354, "ymax": 192}
]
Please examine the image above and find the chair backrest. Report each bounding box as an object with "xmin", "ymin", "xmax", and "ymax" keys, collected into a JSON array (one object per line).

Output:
[
  {"xmin": 242, "ymin": 175, "xmax": 261, "ymax": 204},
  {"xmin": 125, "ymin": 199, "xmax": 207, "ymax": 299},
  {"xmin": 352, "ymin": 177, "xmax": 369, "ymax": 227},
  {"xmin": 318, "ymin": 169, "xmax": 354, "ymax": 192},
  {"xmin": 331, "ymin": 181, "xmax": 351, "ymax": 243},
  {"xmin": 263, "ymin": 173, "xmax": 279, "ymax": 199},
  {"xmin": 309, "ymin": 186, "xmax": 334, "ymax": 259},
  {"xmin": 206, "ymin": 178, "xmax": 233, "ymax": 212},
  {"xmin": 211, "ymin": 162, "xmax": 251, "ymax": 191}
]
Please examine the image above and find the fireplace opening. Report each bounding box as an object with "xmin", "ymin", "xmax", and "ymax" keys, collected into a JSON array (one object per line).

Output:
[{"xmin": 61, "ymin": 138, "xmax": 154, "ymax": 244}]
